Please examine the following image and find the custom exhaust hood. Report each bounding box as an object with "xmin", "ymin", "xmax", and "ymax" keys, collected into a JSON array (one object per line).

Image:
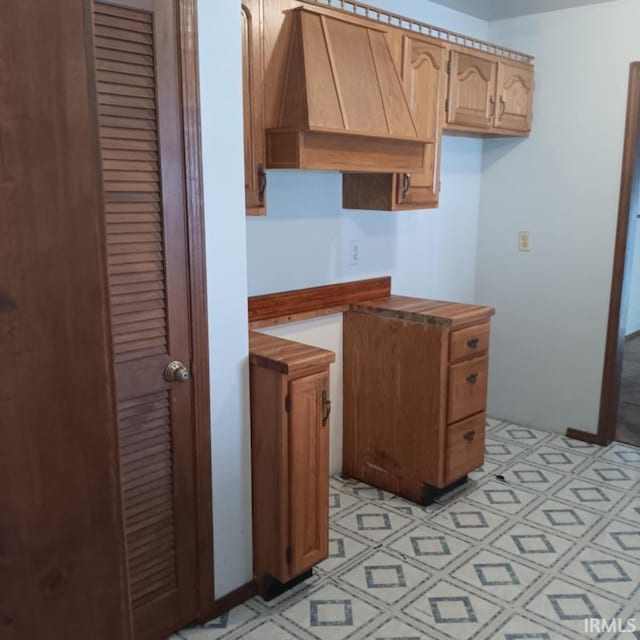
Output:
[{"xmin": 265, "ymin": 6, "xmax": 429, "ymax": 174}]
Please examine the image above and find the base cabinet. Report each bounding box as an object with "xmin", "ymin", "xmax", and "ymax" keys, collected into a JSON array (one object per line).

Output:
[
  {"xmin": 249, "ymin": 332, "xmax": 334, "ymax": 599},
  {"xmin": 343, "ymin": 309, "xmax": 492, "ymax": 504}
]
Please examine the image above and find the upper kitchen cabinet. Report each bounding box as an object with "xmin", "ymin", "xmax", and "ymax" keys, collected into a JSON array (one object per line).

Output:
[
  {"xmin": 242, "ymin": 0, "xmax": 535, "ymax": 215},
  {"xmin": 446, "ymin": 51, "xmax": 498, "ymax": 130},
  {"xmin": 242, "ymin": 0, "xmax": 266, "ymax": 215},
  {"xmin": 495, "ymin": 61, "xmax": 534, "ymax": 133},
  {"xmin": 264, "ymin": 7, "xmax": 429, "ymax": 173},
  {"xmin": 445, "ymin": 50, "xmax": 534, "ymax": 136},
  {"xmin": 343, "ymin": 35, "xmax": 447, "ymax": 211}
]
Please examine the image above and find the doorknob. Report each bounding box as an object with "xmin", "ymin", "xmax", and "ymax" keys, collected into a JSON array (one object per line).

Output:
[{"xmin": 164, "ymin": 360, "xmax": 191, "ymax": 383}]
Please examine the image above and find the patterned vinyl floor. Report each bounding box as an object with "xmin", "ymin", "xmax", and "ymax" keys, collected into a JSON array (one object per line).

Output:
[{"xmin": 174, "ymin": 418, "xmax": 640, "ymax": 640}]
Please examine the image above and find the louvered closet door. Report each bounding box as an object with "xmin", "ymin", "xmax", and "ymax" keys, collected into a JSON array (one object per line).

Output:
[{"xmin": 92, "ymin": 1, "xmax": 199, "ymax": 637}]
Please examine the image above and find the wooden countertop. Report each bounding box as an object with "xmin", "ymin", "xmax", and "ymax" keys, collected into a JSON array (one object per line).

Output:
[
  {"xmin": 248, "ymin": 278, "xmax": 494, "ymax": 330},
  {"xmin": 351, "ymin": 295, "xmax": 495, "ymax": 329},
  {"xmin": 249, "ymin": 331, "xmax": 336, "ymax": 375}
]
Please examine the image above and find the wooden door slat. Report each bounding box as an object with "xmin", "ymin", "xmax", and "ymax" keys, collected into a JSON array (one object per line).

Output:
[
  {"xmin": 100, "ymin": 126, "xmax": 157, "ymax": 141},
  {"xmin": 100, "ymin": 116, "xmax": 157, "ymax": 131},
  {"xmin": 109, "ymin": 271, "xmax": 164, "ymax": 287},
  {"xmin": 98, "ymin": 92, "xmax": 156, "ymax": 110},
  {"xmin": 98, "ymin": 82, "xmax": 156, "ymax": 100},
  {"xmin": 106, "ymin": 202, "xmax": 160, "ymax": 214},
  {"xmin": 94, "ymin": 13, "xmax": 153, "ymax": 35},
  {"xmin": 115, "ymin": 346, "xmax": 167, "ymax": 364},
  {"xmin": 95, "ymin": 24, "xmax": 153, "ymax": 46},
  {"xmin": 94, "ymin": 34, "xmax": 153, "ymax": 57},
  {"xmin": 103, "ymin": 158, "xmax": 159, "ymax": 171},
  {"xmin": 111, "ymin": 285, "xmax": 165, "ymax": 302},
  {"xmin": 109, "ymin": 250, "xmax": 163, "ymax": 265},
  {"xmin": 94, "ymin": 4, "xmax": 152, "ymax": 24},
  {"xmin": 128, "ymin": 550, "xmax": 176, "ymax": 579},
  {"xmin": 103, "ymin": 171, "xmax": 159, "ymax": 184},
  {"xmin": 108, "ymin": 241, "xmax": 163, "ymax": 256},
  {"xmin": 96, "ymin": 46, "xmax": 154, "ymax": 67},
  {"xmin": 128, "ymin": 542, "xmax": 175, "ymax": 568},
  {"xmin": 96, "ymin": 59, "xmax": 155, "ymax": 78}
]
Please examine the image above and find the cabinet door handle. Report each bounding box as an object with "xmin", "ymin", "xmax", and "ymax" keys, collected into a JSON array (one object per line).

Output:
[
  {"xmin": 466, "ymin": 373, "xmax": 478, "ymax": 384},
  {"xmin": 401, "ymin": 173, "xmax": 411, "ymax": 201},
  {"xmin": 258, "ymin": 163, "xmax": 266, "ymax": 203},
  {"xmin": 488, "ymin": 96, "xmax": 496, "ymax": 120},
  {"xmin": 464, "ymin": 430, "xmax": 476, "ymax": 442},
  {"xmin": 499, "ymin": 96, "xmax": 506, "ymax": 121},
  {"xmin": 467, "ymin": 337, "xmax": 479, "ymax": 349},
  {"xmin": 322, "ymin": 390, "xmax": 331, "ymax": 427}
]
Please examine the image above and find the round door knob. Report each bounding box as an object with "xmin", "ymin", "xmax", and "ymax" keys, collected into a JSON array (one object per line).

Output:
[{"xmin": 164, "ymin": 360, "xmax": 190, "ymax": 383}]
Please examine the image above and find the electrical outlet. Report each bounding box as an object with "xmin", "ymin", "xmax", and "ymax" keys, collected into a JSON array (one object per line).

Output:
[
  {"xmin": 349, "ymin": 241, "xmax": 360, "ymax": 266},
  {"xmin": 518, "ymin": 231, "xmax": 531, "ymax": 252}
]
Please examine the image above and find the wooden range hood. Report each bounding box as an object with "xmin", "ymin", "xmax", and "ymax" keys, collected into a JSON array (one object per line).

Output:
[{"xmin": 266, "ymin": 7, "xmax": 429, "ymax": 173}]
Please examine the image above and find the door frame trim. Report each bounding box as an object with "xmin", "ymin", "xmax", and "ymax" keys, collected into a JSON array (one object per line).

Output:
[
  {"xmin": 177, "ymin": 0, "xmax": 215, "ymax": 617},
  {"xmin": 567, "ymin": 62, "xmax": 640, "ymax": 447}
]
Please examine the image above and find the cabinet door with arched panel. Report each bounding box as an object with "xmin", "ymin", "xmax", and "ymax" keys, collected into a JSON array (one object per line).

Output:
[
  {"xmin": 495, "ymin": 61, "xmax": 534, "ymax": 133},
  {"xmin": 447, "ymin": 50, "xmax": 497, "ymax": 129},
  {"xmin": 396, "ymin": 36, "xmax": 446, "ymax": 208}
]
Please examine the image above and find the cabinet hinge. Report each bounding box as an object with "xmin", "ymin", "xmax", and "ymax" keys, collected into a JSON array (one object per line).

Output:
[
  {"xmin": 438, "ymin": 180, "xmax": 442, "ymax": 193},
  {"xmin": 445, "ymin": 98, "xmax": 449, "ymax": 113},
  {"xmin": 286, "ymin": 546, "xmax": 292, "ymax": 563},
  {"xmin": 285, "ymin": 395, "xmax": 291, "ymax": 412}
]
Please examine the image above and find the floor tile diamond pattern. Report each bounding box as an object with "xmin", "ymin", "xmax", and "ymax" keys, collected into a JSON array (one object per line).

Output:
[{"xmin": 178, "ymin": 419, "xmax": 640, "ymax": 640}]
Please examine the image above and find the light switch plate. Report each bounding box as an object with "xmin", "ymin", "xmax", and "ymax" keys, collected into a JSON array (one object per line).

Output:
[{"xmin": 518, "ymin": 231, "xmax": 531, "ymax": 252}]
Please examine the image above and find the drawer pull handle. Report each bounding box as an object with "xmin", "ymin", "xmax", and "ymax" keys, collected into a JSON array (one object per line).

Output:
[
  {"xmin": 467, "ymin": 337, "xmax": 480, "ymax": 349},
  {"xmin": 401, "ymin": 172, "xmax": 411, "ymax": 201},
  {"xmin": 464, "ymin": 430, "xmax": 476, "ymax": 442},
  {"xmin": 466, "ymin": 373, "xmax": 478, "ymax": 384},
  {"xmin": 322, "ymin": 390, "xmax": 331, "ymax": 427}
]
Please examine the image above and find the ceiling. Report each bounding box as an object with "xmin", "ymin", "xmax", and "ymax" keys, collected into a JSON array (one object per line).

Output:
[{"xmin": 427, "ymin": 0, "xmax": 619, "ymax": 20}]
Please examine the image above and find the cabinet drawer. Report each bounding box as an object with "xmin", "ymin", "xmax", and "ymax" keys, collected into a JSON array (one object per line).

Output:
[
  {"xmin": 449, "ymin": 323, "xmax": 490, "ymax": 363},
  {"xmin": 447, "ymin": 356, "xmax": 488, "ymax": 423},
  {"xmin": 445, "ymin": 413, "xmax": 486, "ymax": 484}
]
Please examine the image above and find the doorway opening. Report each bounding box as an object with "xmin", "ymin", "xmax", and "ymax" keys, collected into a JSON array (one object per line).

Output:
[{"xmin": 569, "ymin": 63, "xmax": 640, "ymax": 447}]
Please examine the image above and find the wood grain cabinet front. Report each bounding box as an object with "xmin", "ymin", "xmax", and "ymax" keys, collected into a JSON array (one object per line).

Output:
[
  {"xmin": 495, "ymin": 61, "xmax": 535, "ymax": 133},
  {"xmin": 445, "ymin": 50, "xmax": 534, "ymax": 136},
  {"xmin": 343, "ymin": 302, "xmax": 493, "ymax": 505},
  {"xmin": 249, "ymin": 332, "xmax": 335, "ymax": 600},
  {"xmin": 242, "ymin": 0, "xmax": 267, "ymax": 215},
  {"xmin": 342, "ymin": 34, "xmax": 447, "ymax": 212},
  {"xmin": 447, "ymin": 50, "xmax": 498, "ymax": 130}
]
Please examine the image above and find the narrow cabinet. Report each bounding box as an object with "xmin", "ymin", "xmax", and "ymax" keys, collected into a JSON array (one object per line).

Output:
[
  {"xmin": 242, "ymin": 0, "xmax": 267, "ymax": 215},
  {"xmin": 446, "ymin": 50, "xmax": 498, "ymax": 130},
  {"xmin": 342, "ymin": 35, "xmax": 447, "ymax": 211},
  {"xmin": 249, "ymin": 332, "xmax": 335, "ymax": 600},
  {"xmin": 288, "ymin": 373, "xmax": 330, "ymax": 577},
  {"xmin": 398, "ymin": 36, "xmax": 447, "ymax": 207}
]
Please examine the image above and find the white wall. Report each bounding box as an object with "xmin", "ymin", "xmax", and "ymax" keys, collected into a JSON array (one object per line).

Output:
[
  {"xmin": 246, "ymin": 0, "xmax": 489, "ymax": 302},
  {"xmin": 198, "ymin": 1, "xmax": 252, "ymax": 598},
  {"xmin": 476, "ymin": 0, "xmax": 640, "ymax": 433},
  {"xmin": 626, "ymin": 212, "xmax": 640, "ymax": 336}
]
